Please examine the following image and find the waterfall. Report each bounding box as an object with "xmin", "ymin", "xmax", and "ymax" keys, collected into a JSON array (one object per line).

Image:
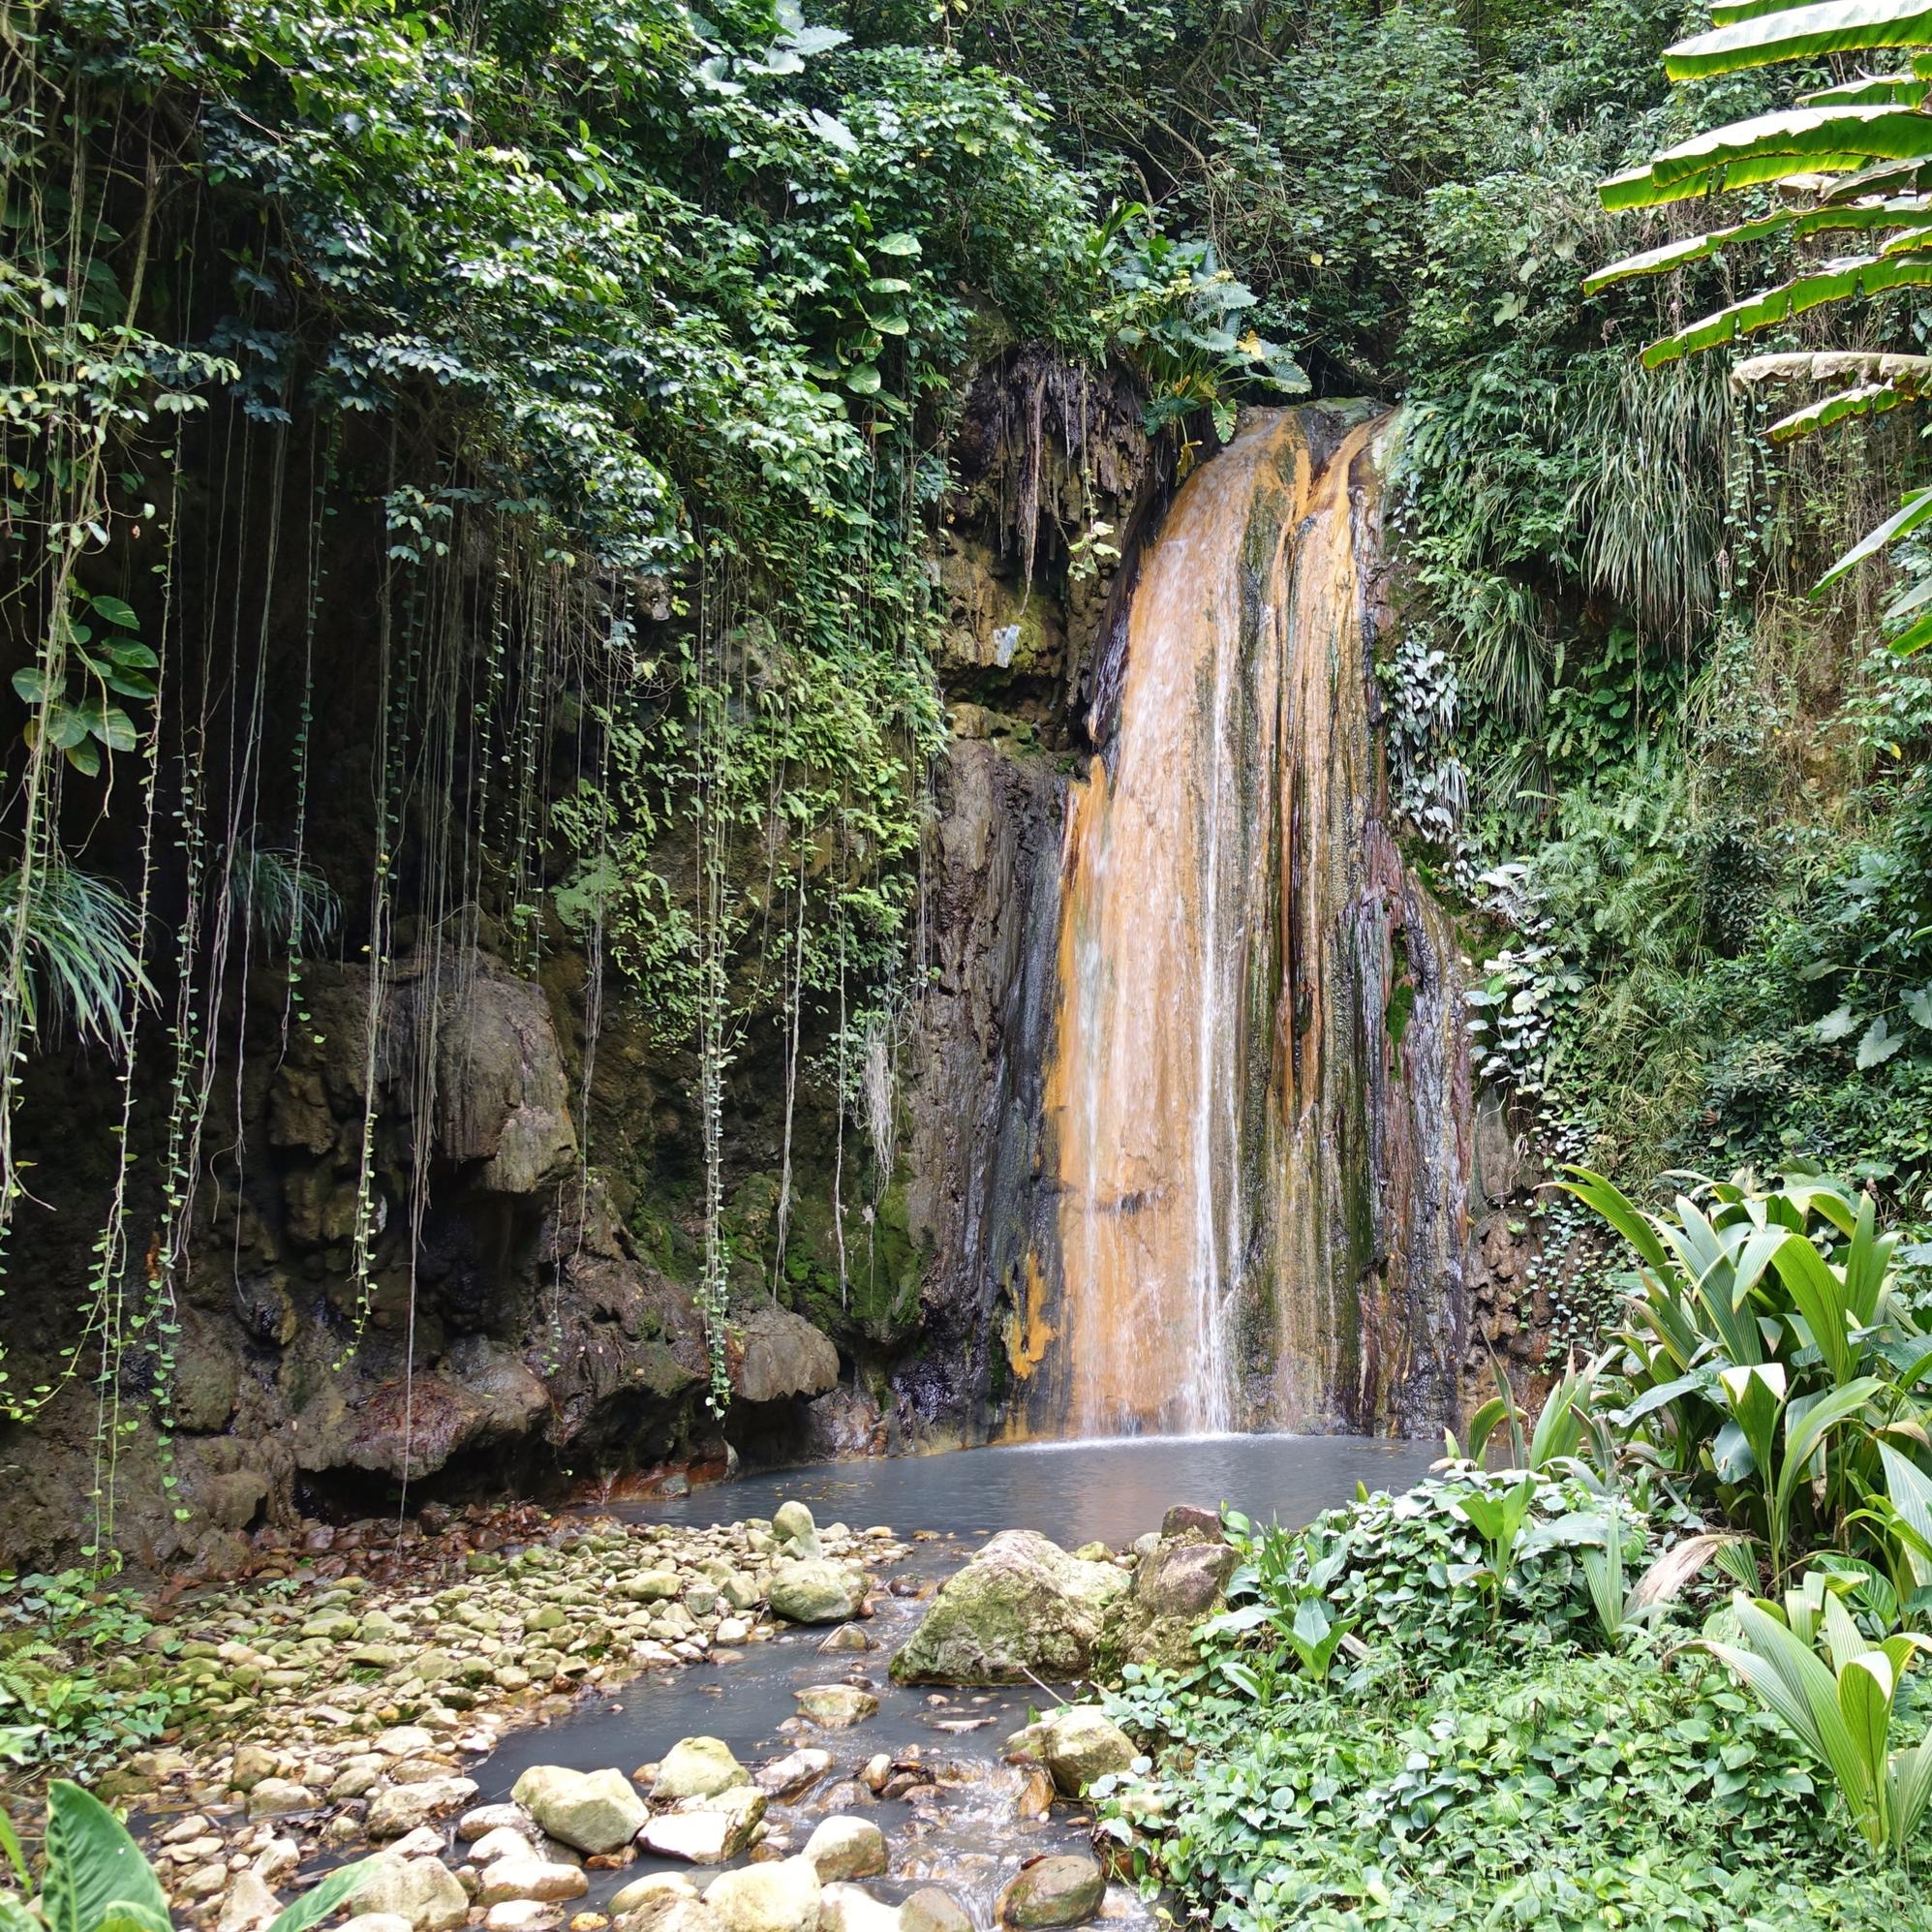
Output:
[{"xmin": 1027, "ymin": 405, "xmax": 1470, "ymax": 1439}]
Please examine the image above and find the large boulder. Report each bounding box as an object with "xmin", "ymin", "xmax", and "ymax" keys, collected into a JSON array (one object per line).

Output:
[
  {"xmin": 475, "ymin": 1864, "xmax": 590, "ymax": 1908},
  {"xmin": 347, "ymin": 1856, "xmax": 470, "ymax": 1932},
  {"xmin": 296, "ymin": 1354, "xmax": 547, "ymax": 1485},
  {"xmin": 1036, "ymin": 1707, "xmax": 1134, "ymax": 1796},
  {"xmin": 901, "ymin": 1893, "xmax": 970, "ymax": 1932},
  {"xmin": 773, "ymin": 1500, "xmax": 820, "ymax": 1551},
  {"xmin": 1112, "ymin": 1531, "xmax": 1237, "ymax": 1672},
  {"xmin": 995, "ymin": 1857, "xmax": 1104, "ymax": 1929},
  {"xmin": 640, "ymin": 1788, "xmax": 766, "ymax": 1864},
  {"xmin": 816, "ymin": 1887, "xmax": 900, "ymax": 1932},
  {"xmin": 1132, "ymin": 1538, "xmax": 1235, "ymax": 1618},
  {"xmin": 510, "ymin": 1765, "xmax": 647, "ymax": 1854},
  {"xmin": 623, "ymin": 1904, "xmax": 725, "ymax": 1932},
  {"xmin": 756, "ymin": 1748, "xmax": 831, "ymax": 1799},
  {"xmin": 702, "ymin": 1856, "xmax": 823, "ymax": 1932},
  {"xmin": 417, "ymin": 952, "xmax": 578, "ymax": 1194},
  {"xmin": 890, "ymin": 1531, "xmax": 1127, "ymax": 1683},
  {"xmin": 732, "ymin": 1304, "xmax": 841, "ymax": 1407},
  {"xmin": 652, "ymin": 1737, "xmax": 751, "ymax": 1802},
  {"xmin": 802, "ymin": 1817, "xmax": 887, "ymax": 1884},
  {"xmin": 612, "ymin": 1876, "xmax": 701, "ymax": 1918},
  {"xmin": 769, "ymin": 1560, "xmax": 868, "ymax": 1624},
  {"xmin": 793, "ymin": 1685, "xmax": 878, "ymax": 1729}
]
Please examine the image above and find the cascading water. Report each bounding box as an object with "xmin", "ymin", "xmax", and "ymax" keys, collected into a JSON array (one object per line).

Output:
[{"xmin": 1025, "ymin": 405, "xmax": 1470, "ymax": 1440}]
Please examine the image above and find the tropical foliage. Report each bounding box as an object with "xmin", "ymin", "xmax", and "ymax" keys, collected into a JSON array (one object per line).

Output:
[
  {"xmin": 0, "ymin": 1780, "xmax": 375, "ymax": 1932},
  {"xmin": 1098, "ymin": 1170, "xmax": 1932, "ymax": 1926}
]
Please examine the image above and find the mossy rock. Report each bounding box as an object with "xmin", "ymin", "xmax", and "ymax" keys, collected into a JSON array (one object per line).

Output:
[{"xmin": 890, "ymin": 1530, "xmax": 1127, "ymax": 1684}]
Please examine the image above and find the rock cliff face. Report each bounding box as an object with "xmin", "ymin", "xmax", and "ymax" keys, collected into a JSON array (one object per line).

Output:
[
  {"xmin": 0, "ymin": 349, "xmax": 1163, "ymax": 1571},
  {"xmin": 0, "ymin": 354, "xmax": 1548, "ymax": 1570}
]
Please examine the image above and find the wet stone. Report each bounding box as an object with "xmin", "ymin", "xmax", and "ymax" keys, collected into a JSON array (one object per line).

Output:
[
  {"xmin": 996, "ymin": 1856, "xmax": 1104, "ymax": 1930},
  {"xmin": 900, "ymin": 1892, "xmax": 971, "ymax": 1932},
  {"xmin": 793, "ymin": 1686, "xmax": 878, "ymax": 1729}
]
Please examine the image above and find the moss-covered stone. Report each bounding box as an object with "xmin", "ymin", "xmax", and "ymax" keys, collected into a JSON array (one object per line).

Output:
[{"xmin": 890, "ymin": 1530, "xmax": 1126, "ymax": 1684}]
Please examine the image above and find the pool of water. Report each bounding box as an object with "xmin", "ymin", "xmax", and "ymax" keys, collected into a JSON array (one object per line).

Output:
[
  {"xmin": 479, "ymin": 1434, "xmax": 1436, "ymax": 1925},
  {"xmin": 634, "ymin": 1432, "xmax": 1438, "ymax": 1551}
]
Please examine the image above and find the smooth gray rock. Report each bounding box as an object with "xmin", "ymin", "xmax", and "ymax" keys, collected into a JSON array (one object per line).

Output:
[
  {"xmin": 652, "ymin": 1736, "xmax": 751, "ymax": 1801},
  {"xmin": 510, "ymin": 1764, "xmax": 647, "ymax": 1855},
  {"xmin": 769, "ymin": 1560, "xmax": 867, "ymax": 1625},
  {"xmin": 802, "ymin": 1817, "xmax": 887, "ymax": 1883},
  {"xmin": 702, "ymin": 1856, "xmax": 822, "ymax": 1932}
]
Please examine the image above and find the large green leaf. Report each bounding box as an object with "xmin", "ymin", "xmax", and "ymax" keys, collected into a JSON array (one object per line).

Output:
[
  {"xmin": 1602, "ymin": 106, "xmax": 1932, "ymax": 211},
  {"xmin": 1805, "ymin": 71, "xmax": 1931, "ymax": 103},
  {"xmin": 263, "ymin": 1859, "xmax": 384, "ymax": 1932},
  {"xmin": 1720, "ymin": 1363, "xmax": 1786, "ymax": 1480},
  {"xmin": 1769, "ymin": 379, "xmax": 1913, "ymax": 441},
  {"xmin": 1586, "ymin": 197, "xmax": 1932, "ymax": 292},
  {"xmin": 1736, "ymin": 1594, "xmax": 1877, "ymax": 1834},
  {"xmin": 1889, "ymin": 1722, "xmax": 1932, "ymax": 1852},
  {"xmin": 95, "ymin": 1902, "xmax": 173, "ymax": 1932},
  {"xmin": 1667, "ymin": 0, "xmax": 1932, "ymax": 81},
  {"xmin": 1879, "ymin": 1444, "xmax": 1932, "ymax": 1584},
  {"xmin": 1643, "ymin": 251, "xmax": 1932, "ymax": 364},
  {"xmin": 1842, "ymin": 1193, "xmax": 1895, "ymax": 1324},
  {"xmin": 1561, "ymin": 1167, "xmax": 1674, "ymax": 1274},
  {"xmin": 1819, "ymin": 484, "xmax": 1932, "ymax": 588},
  {"xmin": 1839, "ymin": 1647, "xmax": 1895, "ymax": 1815},
  {"xmin": 43, "ymin": 1784, "xmax": 169, "ymax": 1932},
  {"xmin": 1714, "ymin": 0, "xmax": 1845, "ymax": 23},
  {"xmin": 1773, "ymin": 1378, "xmax": 1884, "ymax": 1556},
  {"xmin": 1769, "ymin": 1233, "xmax": 1856, "ymax": 1384}
]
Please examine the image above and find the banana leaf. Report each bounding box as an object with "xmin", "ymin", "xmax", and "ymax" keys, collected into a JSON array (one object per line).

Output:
[
  {"xmin": 1602, "ymin": 106, "xmax": 1932, "ymax": 210},
  {"xmin": 1586, "ymin": 196, "xmax": 1932, "ymax": 293},
  {"xmin": 1642, "ymin": 252, "xmax": 1932, "ymax": 365},
  {"xmin": 1816, "ymin": 482, "xmax": 1932, "ymax": 588},
  {"xmin": 1668, "ymin": 0, "xmax": 1932, "ymax": 81},
  {"xmin": 1804, "ymin": 71, "xmax": 1931, "ymax": 103}
]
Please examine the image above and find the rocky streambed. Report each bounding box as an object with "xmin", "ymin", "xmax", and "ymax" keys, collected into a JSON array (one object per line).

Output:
[
  {"xmin": 80, "ymin": 1437, "xmax": 1437, "ymax": 1932},
  {"xmin": 108, "ymin": 1505, "xmax": 1153, "ymax": 1932}
]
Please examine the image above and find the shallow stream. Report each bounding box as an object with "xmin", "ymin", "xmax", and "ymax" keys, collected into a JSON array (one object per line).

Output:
[{"xmin": 475, "ymin": 1435, "xmax": 1435, "ymax": 1927}]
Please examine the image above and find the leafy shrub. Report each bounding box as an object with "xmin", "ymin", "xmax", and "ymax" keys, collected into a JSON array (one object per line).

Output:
[
  {"xmin": 1222, "ymin": 1469, "xmax": 1646, "ymax": 1679},
  {"xmin": 1096, "ymin": 1644, "xmax": 1900, "ymax": 1932},
  {"xmin": 0, "ymin": 1779, "xmax": 376, "ymax": 1932},
  {"xmin": 1696, "ymin": 1577, "xmax": 1932, "ymax": 1863},
  {"xmin": 0, "ymin": 1574, "xmax": 185, "ymax": 1777},
  {"xmin": 1570, "ymin": 1167, "xmax": 1932, "ymax": 1602}
]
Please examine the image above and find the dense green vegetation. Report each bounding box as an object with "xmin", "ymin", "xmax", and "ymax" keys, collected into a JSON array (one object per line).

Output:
[
  {"xmin": 0, "ymin": 0, "xmax": 1293, "ymax": 1480},
  {"xmin": 8, "ymin": 0, "xmax": 1932, "ymax": 1503},
  {"xmin": 1099, "ymin": 1171, "xmax": 1932, "ymax": 1929},
  {"xmin": 9, "ymin": 0, "xmax": 1932, "ymax": 1918}
]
